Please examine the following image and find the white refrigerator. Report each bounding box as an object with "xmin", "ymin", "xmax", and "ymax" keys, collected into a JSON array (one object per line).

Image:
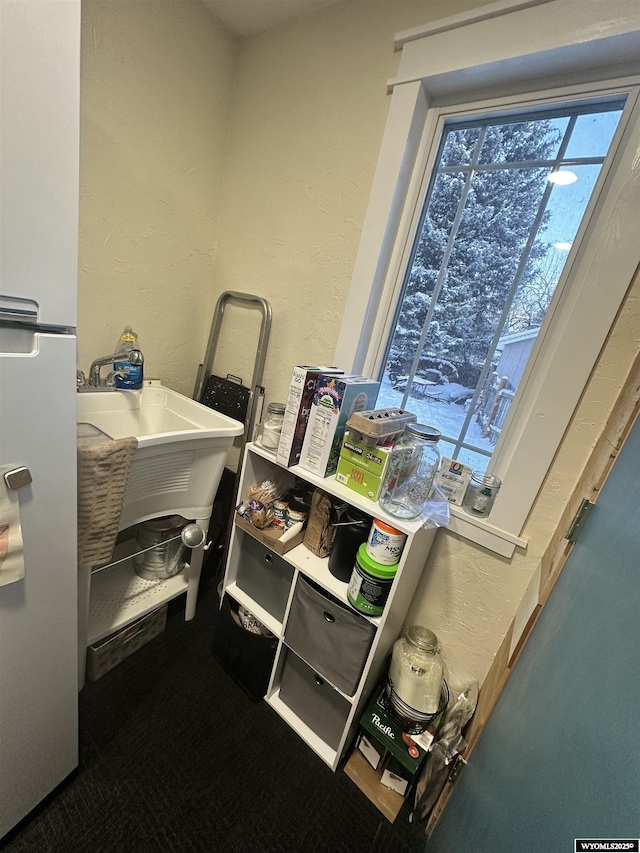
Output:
[{"xmin": 0, "ymin": 0, "xmax": 81, "ymax": 837}]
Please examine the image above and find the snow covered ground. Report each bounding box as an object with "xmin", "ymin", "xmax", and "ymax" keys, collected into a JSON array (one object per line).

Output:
[{"xmin": 376, "ymin": 377, "xmax": 492, "ymax": 472}]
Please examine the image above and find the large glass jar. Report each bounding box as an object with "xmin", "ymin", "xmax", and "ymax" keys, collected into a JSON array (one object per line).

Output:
[
  {"xmin": 386, "ymin": 626, "xmax": 444, "ymax": 728},
  {"xmin": 379, "ymin": 424, "xmax": 441, "ymax": 519}
]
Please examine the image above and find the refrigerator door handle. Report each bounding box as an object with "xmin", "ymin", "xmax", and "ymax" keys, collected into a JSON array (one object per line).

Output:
[{"xmin": 4, "ymin": 467, "xmax": 32, "ymax": 490}]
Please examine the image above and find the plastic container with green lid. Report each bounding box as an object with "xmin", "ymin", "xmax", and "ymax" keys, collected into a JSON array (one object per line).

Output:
[{"xmin": 347, "ymin": 543, "xmax": 398, "ymax": 617}]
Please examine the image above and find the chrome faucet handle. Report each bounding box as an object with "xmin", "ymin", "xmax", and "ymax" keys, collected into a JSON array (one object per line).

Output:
[
  {"xmin": 104, "ymin": 371, "xmax": 122, "ymax": 387},
  {"xmin": 89, "ymin": 353, "xmax": 118, "ymax": 387},
  {"xmin": 89, "ymin": 350, "xmax": 144, "ymax": 387},
  {"xmin": 76, "ymin": 369, "xmax": 88, "ymax": 389}
]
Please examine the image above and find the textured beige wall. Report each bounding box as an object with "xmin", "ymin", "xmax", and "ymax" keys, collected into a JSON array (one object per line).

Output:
[
  {"xmin": 78, "ymin": 0, "xmax": 238, "ymax": 393},
  {"xmin": 210, "ymin": 0, "xmax": 488, "ymax": 400}
]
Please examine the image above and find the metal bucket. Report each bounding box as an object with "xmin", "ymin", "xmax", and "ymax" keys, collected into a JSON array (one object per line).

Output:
[{"xmin": 134, "ymin": 515, "xmax": 186, "ymax": 581}]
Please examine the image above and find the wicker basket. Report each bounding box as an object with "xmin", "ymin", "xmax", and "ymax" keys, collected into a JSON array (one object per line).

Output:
[{"xmin": 86, "ymin": 605, "xmax": 168, "ymax": 681}]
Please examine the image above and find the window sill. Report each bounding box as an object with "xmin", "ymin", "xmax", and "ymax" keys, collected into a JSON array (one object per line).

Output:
[{"xmin": 446, "ymin": 505, "xmax": 527, "ymax": 559}]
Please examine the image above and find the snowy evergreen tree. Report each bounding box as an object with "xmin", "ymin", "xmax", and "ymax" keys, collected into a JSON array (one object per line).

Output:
[{"xmin": 387, "ymin": 120, "xmax": 561, "ymax": 387}]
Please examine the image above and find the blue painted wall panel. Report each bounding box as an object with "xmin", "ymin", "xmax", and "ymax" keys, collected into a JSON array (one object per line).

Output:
[{"xmin": 427, "ymin": 415, "xmax": 640, "ymax": 852}]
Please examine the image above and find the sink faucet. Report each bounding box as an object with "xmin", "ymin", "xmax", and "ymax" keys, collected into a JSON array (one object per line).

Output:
[{"xmin": 89, "ymin": 349, "xmax": 143, "ymax": 387}]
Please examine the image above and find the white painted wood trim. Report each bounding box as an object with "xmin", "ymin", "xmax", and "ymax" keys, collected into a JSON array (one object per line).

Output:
[
  {"xmin": 360, "ymin": 107, "xmax": 445, "ymax": 384},
  {"xmin": 392, "ymin": 0, "xmax": 640, "ymax": 97},
  {"xmin": 447, "ymin": 508, "xmax": 527, "ymax": 558},
  {"xmin": 487, "ymin": 87, "xmax": 640, "ymax": 534},
  {"xmin": 508, "ymin": 562, "xmax": 542, "ymax": 658},
  {"xmin": 333, "ymin": 80, "xmax": 428, "ymax": 374},
  {"xmin": 393, "ymin": 0, "xmax": 555, "ymax": 51}
]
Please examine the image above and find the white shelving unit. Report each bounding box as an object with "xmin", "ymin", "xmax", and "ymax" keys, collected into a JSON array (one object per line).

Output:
[
  {"xmin": 220, "ymin": 442, "xmax": 438, "ymax": 771},
  {"xmin": 87, "ymin": 537, "xmax": 190, "ymax": 645}
]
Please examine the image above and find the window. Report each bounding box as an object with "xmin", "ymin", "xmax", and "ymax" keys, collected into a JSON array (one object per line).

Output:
[
  {"xmin": 334, "ymin": 1, "xmax": 640, "ymax": 555},
  {"xmin": 378, "ymin": 100, "xmax": 625, "ymax": 473}
]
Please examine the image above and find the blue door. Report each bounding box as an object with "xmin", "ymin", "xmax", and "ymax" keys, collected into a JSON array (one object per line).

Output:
[{"xmin": 427, "ymin": 415, "xmax": 640, "ymax": 852}]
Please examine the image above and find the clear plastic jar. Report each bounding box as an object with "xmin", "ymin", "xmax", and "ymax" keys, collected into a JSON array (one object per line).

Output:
[
  {"xmin": 462, "ymin": 472, "xmax": 502, "ymax": 518},
  {"xmin": 386, "ymin": 626, "xmax": 444, "ymax": 727},
  {"xmin": 256, "ymin": 402, "xmax": 285, "ymax": 450},
  {"xmin": 379, "ymin": 424, "xmax": 441, "ymax": 519}
]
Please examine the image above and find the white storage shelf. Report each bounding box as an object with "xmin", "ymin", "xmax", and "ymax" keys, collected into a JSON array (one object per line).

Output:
[
  {"xmin": 222, "ymin": 442, "xmax": 437, "ymax": 771},
  {"xmin": 249, "ymin": 442, "xmax": 426, "ymax": 536},
  {"xmin": 88, "ymin": 538, "xmax": 189, "ymax": 645},
  {"xmin": 225, "ymin": 581, "xmax": 283, "ymax": 638},
  {"xmin": 79, "ymin": 462, "xmax": 216, "ymax": 688},
  {"xmin": 267, "ymin": 689, "xmax": 339, "ymax": 768}
]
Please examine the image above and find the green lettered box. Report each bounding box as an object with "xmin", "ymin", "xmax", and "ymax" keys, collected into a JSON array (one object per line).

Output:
[
  {"xmin": 357, "ymin": 686, "xmax": 429, "ymax": 796},
  {"xmin": 339, "ymin": 433, "xmax": 393, "ymax": 476},
  {"xmin": 335, "ymin": 456, "xmax": 384, "ymax": 501}
]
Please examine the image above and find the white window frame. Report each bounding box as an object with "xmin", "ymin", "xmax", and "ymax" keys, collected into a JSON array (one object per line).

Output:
[{"xmin": 334, "ymin": 0, "xmax": 640, "ymax": 557}]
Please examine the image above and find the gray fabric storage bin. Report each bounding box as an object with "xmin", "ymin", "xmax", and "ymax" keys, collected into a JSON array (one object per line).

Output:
[
  {"xmin": 279, "ymin": 648, "xmax": 351, "ymax": 751},
  {"xmin": 285, "ymin": 576, "xmax": 375, "ymax": 696},
  {"xmin": 235, "ymin": 531, "xmax": 294, "ymax": 623}
]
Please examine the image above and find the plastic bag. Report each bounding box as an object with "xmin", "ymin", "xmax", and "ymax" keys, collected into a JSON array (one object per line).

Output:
[
  {"xmin": 235, "ymin": 472, "xmax": 296, "ymax": 529},
  {"xmin": 410, "ymin": 682, "xmax": 478, "ymax": 825},
  {"xmin": 420, "ymin": 484, "xmax": 451, "ymax": 530}
]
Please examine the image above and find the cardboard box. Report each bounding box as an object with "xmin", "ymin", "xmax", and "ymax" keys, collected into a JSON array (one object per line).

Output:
[
  {"xmin": 436, "ymin": 457, "xmax": 474, "ymax": 505},
  {"xmin": 358, "ymin": 687, "xmax": 429, "ymax": 787},
  {"xmin": 335, "ymin": 456, "xmax": 385, "ymax": 501},
  {"xmin": 276, "ymin": 366, "xmax": 343, "ymax": 469},
  {"xmin": 339, "ymin": 432, "xmax": 393, "ymax": 477},
  {"xmin": 234, "ymin": 514, "xmax": 305, "ymax": 555},
  {"xmin": 299, "ymin": 376, "xmax": 379, "ymax": 478},
  {"xmin": 344, "ymin": 748, "xmax": 406, "ymax": 824},
  {"xmin": 344, "ymin": 686, "xmax": 430, "ymax": 821}
]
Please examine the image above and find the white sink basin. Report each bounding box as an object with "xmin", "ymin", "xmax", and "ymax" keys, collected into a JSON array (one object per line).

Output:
[
  {"xmin": 77, "ymin": 382, "xmax": 244, "ymax": 530},
  {"xmin": 77, "ymin": 382, "xmax": 243, "ymax": 447}
]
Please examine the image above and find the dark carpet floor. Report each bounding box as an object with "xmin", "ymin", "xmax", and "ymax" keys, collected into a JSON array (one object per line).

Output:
[{"xmin": 2, "ymin": 572, "xmax": 429, "ymax": 853}]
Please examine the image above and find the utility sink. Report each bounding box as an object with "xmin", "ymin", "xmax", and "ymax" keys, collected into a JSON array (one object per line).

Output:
[
  {"xmin": 77, "ymin": 381, "xmax": 243, "ymax": 447},
  {"xmin": 77, "ymin": 381, "xmax": 244, "ymax": 530}
]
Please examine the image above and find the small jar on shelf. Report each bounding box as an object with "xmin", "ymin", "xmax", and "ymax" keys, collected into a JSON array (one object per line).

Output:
[
  {"xmin": 255, "ymin": 402, "xmax": 286, "ymax": 451},
  {"xmin": 462, "ymin": 472, "xmax": 502, "ymax": 518}
]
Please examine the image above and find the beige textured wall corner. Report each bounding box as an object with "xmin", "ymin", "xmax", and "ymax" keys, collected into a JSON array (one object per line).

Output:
[{"xmin": 78, "ymin": 0, "xmax": 238, "ymax": 394}]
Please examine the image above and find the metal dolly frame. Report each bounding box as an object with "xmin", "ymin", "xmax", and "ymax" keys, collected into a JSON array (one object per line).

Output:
[{"xmin": 193, "ymin": 290, "xmax": 272, "ymax": 570}]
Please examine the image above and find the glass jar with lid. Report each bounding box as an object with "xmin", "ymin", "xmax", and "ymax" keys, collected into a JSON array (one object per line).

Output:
[
  {"xmin": 256, "ymin": 402, "xmax": 285, "ymax": 451},
  {"xmin": 462, "ymin": 472, "xmax": 502, "ymax": 518},
  {"xmin": 379, "ymin": 424, "xmax": 441, "ymax": 519},
  {"xmin": 386, "ymin": 625, "xmax": 445, "ymax": 730}
]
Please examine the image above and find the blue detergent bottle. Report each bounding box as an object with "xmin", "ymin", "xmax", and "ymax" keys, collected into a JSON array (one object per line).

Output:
[{"xmin": 114, "ymin": 325, "xmax": 143, "ymax": 389}]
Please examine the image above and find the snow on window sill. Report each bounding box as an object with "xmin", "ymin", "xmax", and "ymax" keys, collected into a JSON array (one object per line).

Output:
[{"xmin": 445, "ymin": 505, "xmax": 527, "ymax": 559}]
